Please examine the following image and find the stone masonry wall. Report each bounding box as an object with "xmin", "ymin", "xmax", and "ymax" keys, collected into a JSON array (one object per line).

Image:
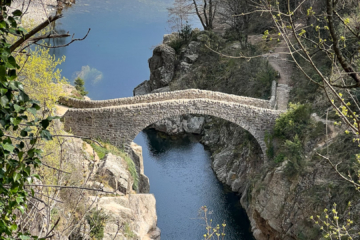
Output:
[
  {"xmin": 63, "ymin": 98, "xmax": 282, "ymax": 159},
  {"xmin": 59, "ymin": 89, "xmax": 273, "ymax": 109}
]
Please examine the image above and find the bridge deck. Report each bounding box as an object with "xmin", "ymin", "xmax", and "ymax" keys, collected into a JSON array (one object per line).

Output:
[{"xmin": 60, "ymin": 89, "xmax": 273, "ymax": 110}]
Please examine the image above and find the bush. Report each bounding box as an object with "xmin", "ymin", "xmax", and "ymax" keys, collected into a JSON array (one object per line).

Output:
[
  {"xmin": 168, "ymin": 37, "xmax": 185, "ymax": 55},
  {"xmin": 274, "ymin": 103, "xmax": 311, "ymax": 139},
  {"xmin": 283, "ymin": 135, "xmax": 304, "ymax": 177},
  {"xmin": 86, "ymin": 209, "xmax": 108, "ymax": 240},
  {"xmin": 168, "ymin": 23, "xmax": 194, "ymax": 55},
  {"xmin": 179, "ymin": 23, "xmax": 192, "ymax": 43}
]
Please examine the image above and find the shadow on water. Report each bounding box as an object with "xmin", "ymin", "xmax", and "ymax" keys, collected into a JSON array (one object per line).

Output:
[{"xmin": 135, "ymin": 129, "xmax": 255, "ymax": 240}]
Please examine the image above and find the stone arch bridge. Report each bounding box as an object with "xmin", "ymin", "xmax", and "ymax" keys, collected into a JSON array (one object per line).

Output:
[{"xmin": 61, "ymin": 89, "xmax": 283, "ymax": 160}]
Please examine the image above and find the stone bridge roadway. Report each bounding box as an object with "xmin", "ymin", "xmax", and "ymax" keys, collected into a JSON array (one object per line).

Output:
[{"xmin": 60, "ymin": 89, "xmax": 283, "ymax": 160}]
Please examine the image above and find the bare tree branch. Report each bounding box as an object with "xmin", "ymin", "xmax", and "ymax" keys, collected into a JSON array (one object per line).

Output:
[{"xmin": 10, "ymin": 14, "xmax": 62, "ymax": 53}]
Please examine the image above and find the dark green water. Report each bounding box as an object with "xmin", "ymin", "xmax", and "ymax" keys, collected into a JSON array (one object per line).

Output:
[
  {"xmin": 135, "ymin": 129, "xmax": 254, "ymax": 239},
  {"xmin": 52, "ymin": 1, "xmax": 254, "ymax": 239}
]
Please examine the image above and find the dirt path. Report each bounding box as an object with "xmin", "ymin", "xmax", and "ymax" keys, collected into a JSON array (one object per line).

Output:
[
  {"xmin": 249, "ymin": 35, "xmax": 293, "ymax": 110},
  {"xmin": 268, "ymin": 41, "xmax": 292, "ymax": 110}
]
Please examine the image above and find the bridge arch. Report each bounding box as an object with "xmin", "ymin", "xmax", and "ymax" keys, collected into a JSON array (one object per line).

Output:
[{"xmin": 63, "ymin": 97, "xmax": 281, "ymax": 161}]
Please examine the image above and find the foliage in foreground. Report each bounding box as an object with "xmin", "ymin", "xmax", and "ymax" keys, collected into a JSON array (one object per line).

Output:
[{"xmin": 0, "ymin": 2, "xmax": 57, "ymax": 238}]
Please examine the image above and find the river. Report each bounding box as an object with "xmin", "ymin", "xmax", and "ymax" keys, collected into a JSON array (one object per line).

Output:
[{"xmin": 52, "ymin": 0, "xmax": 254, "ymax": 239}]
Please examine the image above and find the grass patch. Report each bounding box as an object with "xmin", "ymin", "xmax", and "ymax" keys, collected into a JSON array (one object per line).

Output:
[{"xmin": 89, "ymin": 141, "xmax": 139, "ymax": 191}]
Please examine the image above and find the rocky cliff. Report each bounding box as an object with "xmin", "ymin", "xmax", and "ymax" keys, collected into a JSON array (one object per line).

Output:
[
  {"xmin": 133, "ymin": 31, "xmax": 360, "ymax": 240},
  {"xmin": 50, "ymin": 87, "xmax": 160, "ymax": 240}
]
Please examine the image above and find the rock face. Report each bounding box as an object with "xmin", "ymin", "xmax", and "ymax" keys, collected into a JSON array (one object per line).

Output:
[
  {"xmin": 129, "ymin": 142, "xmax": 150, "ymax": 193},
  {"xmin": 96, "ymin": 194, "xmax": 159, "ymax": 240},
  {"xmin": 97, "ymin": 153, "xmax": 133, "ymax": 195},
  {"xmin": 148, "ymin": 44, "xmax": 176, "ymax": 90},
  {"xmin": 133, "ymin": 80, "xmax": 151, "ymax": 96},
  {"xmin": 151, "ymin": 115, "xmax": 205, "ymax": 135},
  {"xmin": 95, "ymin": 143, "xmax": 159, "ymax": 240}
]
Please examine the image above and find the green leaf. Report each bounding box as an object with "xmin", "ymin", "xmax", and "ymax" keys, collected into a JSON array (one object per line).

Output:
[
  {"xmin": 3, "ymin": 143, "xmax": 14, "ymax": 152},
  {"xmin": 40, "ymin": 119, "xmax": 50, "ymax": 129},
  {"xmin": 32, "ymin": 174, "xmax": 40, "ymax": 180},
  {"xmin": 0, "ymin": 95, "xmax": 9, "ymax": 107},
  {"xmin": 12, "ymin": 10, "xmax": 22, "ymax": 16},
  {"xmin": 32, "ymin": 103, "xmax": 41, "ymax": 110},
  {"xmin": 16, "ymin": 197, "xmax": 23, "ymax": 204},
  {"xmin": 27, "ymin": 107, "xmax": 37, "ymax": 115},
  {"xmin": 20, "ymin": 130, "xmax": 28, "ymax": 137},
  {"xmin": 0, "ymin": 21, "xmax": 6, "ymax": 29},
  {"xmin": 18, "ymin": 151, "xmax": 24, "ymax": 160},
  {"xmin": 30, "ymin": 138, "xmax": 37, "ymax": 145},
  {"xmin": 40, "ymin": 129, "xmax": 52, "ymax": 140},
  {"xmin": 17, "ymin": 205, "xmax": 25, "ymax": 214},
  {"xmin": 13, "ymin": 172, "xmax": 21, "ymax": 182},
  {"xmin": 8, "ymin": 69, "xmax": 16, "ymax": 80},
  {"xmin": 0, "ymin": 88, "xmax": 8, "ymax": 95},
  {"xmin": 0, "ymin": 65, "xmax": 5, "ymax": 82},
  {"xmin": 5, "ymin": 56, "xmax": 18, "ymax": 69},
  {"xmin": 10, "ymin": 223, "xmax": 17, "ymax": 231},
  {"xmin": 10, "ymin": 117, "xmax": 21, "ymax": 126},
  {"xmin": 14, "ymin": 81, "xmax": 24, "ymax": 90},
  {"xmin": 19, "ymin": 91, "xmax": 29, "ymax": 102},
  {"xmin": 14, "ymin": 104, "xmax": 22, "ymax": 112}
]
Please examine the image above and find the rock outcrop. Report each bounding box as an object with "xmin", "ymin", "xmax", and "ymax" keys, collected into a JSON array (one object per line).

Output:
[
  {"xmin": 96, "ymin": 153, "xmax": 133, "ymax": 195},
  {"xmin": 148, "ymin": 44, "xmax": 176, "ymax": 90},
  {"xmin": 99, "ymin": 194, "xmax": 159, "ymax": 240}
]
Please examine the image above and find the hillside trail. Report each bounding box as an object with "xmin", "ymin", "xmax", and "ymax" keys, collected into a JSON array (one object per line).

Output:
[{"xmin": 249, "ymin": 35, "xmax": 293, "ymax": 110}]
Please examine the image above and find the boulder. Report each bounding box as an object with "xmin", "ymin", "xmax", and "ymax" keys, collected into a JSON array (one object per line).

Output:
[
  {"xmin": 148, "ymin": 44, "xmax": 176, "ymax": 89},
  {"xmin": 96, "ymin": 153, "xmax": 132, "ymax": 194},
  {"xmin": 134, "ymin": 80, "xmax": 151, "ymax": 96}
]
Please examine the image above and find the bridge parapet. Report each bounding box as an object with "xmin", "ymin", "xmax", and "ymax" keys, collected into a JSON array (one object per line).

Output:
[{"xmin": 59, "ymin": 89, "xmax": 272, "ymax": 109}]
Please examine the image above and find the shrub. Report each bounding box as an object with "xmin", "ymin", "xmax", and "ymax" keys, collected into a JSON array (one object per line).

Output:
[
  {"xmin": 86, "ymin": 209, "xmax": 108, "ymax": 240},
  {"xmin": 74, "ymin": 77, "xmax": 88, "ymax": 96},
  {"xmin": 168, "ymin": 37, "xmax": 185, "ymax": 55},
  {"xmin": 179, "ymin": 23, "xmax": 192, "ymax": 43},
  {"xmin": 168, "ymin": 24, "xmax": 193, "ymax": 55},
  {"xmin": 274, "ymin": 103, "xmax": 311, "ymax": 139}
]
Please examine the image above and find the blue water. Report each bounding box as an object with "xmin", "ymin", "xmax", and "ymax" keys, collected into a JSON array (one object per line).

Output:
[{"xmin": 52, "ymin": 1, "xmax": 254, "ymax": 239}]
